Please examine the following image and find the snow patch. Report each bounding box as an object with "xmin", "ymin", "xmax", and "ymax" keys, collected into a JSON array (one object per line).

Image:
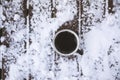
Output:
[{"xmin": 14, "ymin": 14, "xmax": 20, "ymax": 21}]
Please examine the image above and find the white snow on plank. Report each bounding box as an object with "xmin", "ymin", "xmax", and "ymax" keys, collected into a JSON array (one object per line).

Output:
[
  {"xmin": 29, "ymin": 0, "xmax": 78, "ymax": 79},
  {"xmin": 0, "ymin": 0, "xmax": 120, "ymax": 80},
  {"xmin": 82, "ymin": 11, "xmax": 120, "ymax": 80}
]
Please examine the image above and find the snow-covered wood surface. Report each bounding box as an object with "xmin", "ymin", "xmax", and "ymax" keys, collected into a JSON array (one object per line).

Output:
[{"xmin": 0, "ymin": 0, "xmax": 120, "ymax": 80}]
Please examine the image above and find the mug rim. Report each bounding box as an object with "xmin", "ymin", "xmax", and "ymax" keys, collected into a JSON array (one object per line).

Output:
[{"xmin": 53, "ymin": 29, "xmax": 79, "ymax": 56}]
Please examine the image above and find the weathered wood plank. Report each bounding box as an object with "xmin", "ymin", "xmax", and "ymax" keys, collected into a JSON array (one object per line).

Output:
[
  {"xmin": 29, "ymin": 0, "xmax": 80, "ymax": 80},
  {"xmin": 0, "ymin": 0, "xmax": 120, "ymax": 80},
  {"xmin": 1, "ymin": 0, "xmax": 29, "ymax": 79},
  {"xmin": 80, "ymin": 0, "xmax": 120, "ymax": 80},
  {"xmin": 51, "ymin": 0, "xmax": 81, "ymax": 80},
  {"xmin": 29, "ymin": 0, "xmax": 55, "ymax": 79}
]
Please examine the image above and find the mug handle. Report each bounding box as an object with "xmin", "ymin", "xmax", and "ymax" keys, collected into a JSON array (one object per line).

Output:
[{"xmin": 77, "ymin": 49, "xmax": 83, "ymax": 55}]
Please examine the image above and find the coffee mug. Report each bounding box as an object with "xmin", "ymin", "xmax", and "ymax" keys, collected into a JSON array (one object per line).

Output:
[{"xmin": 53, "ymin": 29, "xmax": 80, "ymax": 56}]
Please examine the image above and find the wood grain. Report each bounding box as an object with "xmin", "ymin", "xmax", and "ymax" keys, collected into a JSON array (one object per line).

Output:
[{"xmin": 1, "ymin": 0, "xmax": 118, "ymax": 80}]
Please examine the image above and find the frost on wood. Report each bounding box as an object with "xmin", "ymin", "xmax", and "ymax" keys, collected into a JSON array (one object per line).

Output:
[
  {"xmin": 0, "ymin": 0, "xmax": 120, "ymax": 80},
  {"xmin": 82, "ymin": 11, "xmax": 120, "ymax": 80},
  {"xmin": 0, "ymin": 0, "xmax": 28, "ymax": 80},
  {"xmin": 29, "ymin": 0, "xmax": 78, "ymax": 79}
]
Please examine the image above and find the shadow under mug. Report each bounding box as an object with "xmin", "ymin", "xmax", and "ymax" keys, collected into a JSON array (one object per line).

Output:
[{"xmin": 53, "ymin": 29, "xmax": 80, "ymax": 56}]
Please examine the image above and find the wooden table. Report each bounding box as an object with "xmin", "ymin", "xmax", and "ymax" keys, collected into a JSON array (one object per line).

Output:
[{"xmin": 0, "ymin": 0, "xmax": 120, "ymax": 80}]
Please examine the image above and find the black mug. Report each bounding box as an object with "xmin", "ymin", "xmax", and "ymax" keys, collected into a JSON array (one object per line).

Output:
[{"xmin": 53, "ymin": 29, "xmax": 81, "ymax": 56}]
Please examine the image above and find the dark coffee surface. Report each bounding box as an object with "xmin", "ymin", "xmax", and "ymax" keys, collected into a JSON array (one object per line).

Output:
[{"xmin": 55, "ymin": 31, "xmax": 77, "ymax": 54}]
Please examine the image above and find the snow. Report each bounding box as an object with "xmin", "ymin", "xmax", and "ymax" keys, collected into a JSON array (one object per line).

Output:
[
  {"xmin": 0, "ymin": 52, "xmax": 1, "ymax": 68},
  {"xmin": 14, "ymin": 14, "xmax": 20, "ymax": 21},
  {"xmin": 0, "ymin": 0, "xmax": 120, "ymax": 80},
  {"xmin": 81, "ymin": 11, "xmax": 120, "ymax": 80},
  {"xmin": 0, "ymin": 36, "xmax": 5, "ymax": 43},
  {"xmin": 0, "ymin": 5, "xmax": 6, "ymax": 21},
  {"xmin": 0, "ymin": 45, "xmax": 6, "ymax": 69},
  {"xmin": 0, "ymin": 4, "xmax": 2, "ymax": 69}
]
